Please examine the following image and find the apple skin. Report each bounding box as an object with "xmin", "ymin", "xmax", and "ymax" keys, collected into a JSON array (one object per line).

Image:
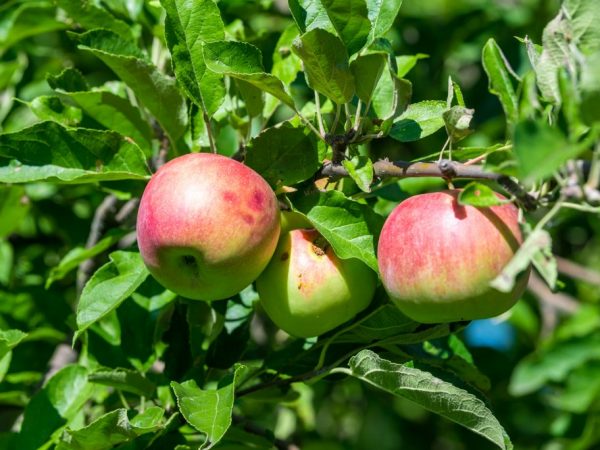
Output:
[
  {"xmin": 256, "ymin": 229, "xmax": 377, "ymax": 338},
  {"xmin": 377, "ymin": 190, "xmax": 529, "ymax": 323},
  {"xmin": 136, "ymin": 153, "xmax": 280, "ymax": 301}
]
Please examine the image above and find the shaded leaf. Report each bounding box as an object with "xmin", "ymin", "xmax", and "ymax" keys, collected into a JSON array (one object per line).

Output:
[
  {"xmin": 245, "ymin": 122, "xmax": 319, "ymax": 186},
  {"xmin": 348, "ymin": 350, "xmax": 513, "ymax": 450},
  {"xmin": 88, "ymin": 367, "xmax": 156, "ymax": 397},
  {"xmin": 458, "ymin": 182, "xmax": 505, "ymax": 207},
  {"xmin": 350, "ymin": 53, "xmax": 387, "ymax": 103},
  {"xmin": 56, "ymin": 0, "xmax": 136, "ymax": 40},
  {"xmin": 514, "ymin": 119, "xmax": 585, "ymax": 184},
  {"xmin": 0, "ymin": 185, "xmax": 30, "ymax": 237},
  {"xmin": 322, "ymin": 0, "xmax": 371, "ymax": 55},
  {"xmin": 17, "ymin": 365, "xmax": 93, "ymax": 450},
  {"xmin": 0, "ymin": 329, "xmax": 27, "ymax": 360},
  {"xmin": 390, "ymin": 100, "xmax": 446, "ymax": 142},
  {"xmin": 46, "ymin": 229, "xmax": 126, "ymax": 288},
  {"xmin": 57, "ymin": 408, "xmax": 163, "ymax": 450},
  {"xmin": 288, "ymin": 0, "xmax": 336, "ymax": 34}
]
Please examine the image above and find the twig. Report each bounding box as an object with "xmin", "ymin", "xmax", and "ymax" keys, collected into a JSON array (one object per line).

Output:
[
  {"xmin": 314, "ymin": 91, "xmax": 325, "ymax": 136},
  {"xmin": 232, "ymin": 414, "xmax": 300, "ymax": 450},
  {"xmin": 77, "ymin": 195, "xmax": 119, "ymax": 293},
  {"xmin": 527, "ymin": 272, "xmax": 579, "ymax": 339},
  {"xmin": 556, "ymin": 256, "xmax": 600, "ymax": 286},
  {"xmin": 319, "ymin": 160, "xmax": 537, "ymax": 210},
  {"xmin": 527, "ymin": 273, "xmax": 579, "ymax": 314}
]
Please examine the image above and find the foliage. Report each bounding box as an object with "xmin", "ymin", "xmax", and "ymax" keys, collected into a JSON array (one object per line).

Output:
[{"xmin": 1, "ymin": 0, "xmax": 600, "ymax": 449}]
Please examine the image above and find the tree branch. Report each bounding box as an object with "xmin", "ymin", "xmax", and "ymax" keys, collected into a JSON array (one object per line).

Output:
[
  {"xmin": 319, "ymin": 159, "xmax": 537, "ymax": 210},
  {"xmin": 77, "ymin": 195, "xmax": 119, "ymax": 293},
  {"xmin": 232, "ymin": 414, "xmax": 300, "ymax": 450}
]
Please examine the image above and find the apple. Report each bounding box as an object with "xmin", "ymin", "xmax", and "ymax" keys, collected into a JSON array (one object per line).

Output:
[
  {"xmin": 256, "ymin": 228, "xmax": 377, "ymax": 338},
  {"xmin": 136, "ymin": 153, "xmax": 280, "ymax": 301},
  {"xmin": 377, "ymin": 189, "xmax": 528, "ymax": 323}
]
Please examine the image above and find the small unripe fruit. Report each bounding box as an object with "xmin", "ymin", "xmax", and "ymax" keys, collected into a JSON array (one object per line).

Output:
[
  {"xmin": 377, "ymin": 190, "xmax": 528, "ymax": 323},
  {"xmin": 257, "ymin": 229, "xmax": 376, "ymax": 338},
  {"xmin": 136, "ymin": 153, "xmax": 280, "ymax": 301}
]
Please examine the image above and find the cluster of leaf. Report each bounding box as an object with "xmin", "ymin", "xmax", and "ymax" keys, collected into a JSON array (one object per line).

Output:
[{"xmin": 1, "ymin": 0, "xmax": 600, "ymax": 449}]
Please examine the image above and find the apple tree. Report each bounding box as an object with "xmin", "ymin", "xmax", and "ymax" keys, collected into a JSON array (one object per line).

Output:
[{"xmin": 1, "ymin": 0, "xmax": 600, "ymax": 449}]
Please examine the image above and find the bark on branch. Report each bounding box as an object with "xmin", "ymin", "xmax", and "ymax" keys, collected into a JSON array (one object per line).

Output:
[{"xmin": 319, "ymin": 159, "xmax": 538, "ymax": 210}]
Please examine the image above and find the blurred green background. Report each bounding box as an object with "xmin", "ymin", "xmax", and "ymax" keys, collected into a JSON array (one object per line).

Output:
[{"xmin": 3, "ymin": 1, "xmax": 600, "ymax": 449}]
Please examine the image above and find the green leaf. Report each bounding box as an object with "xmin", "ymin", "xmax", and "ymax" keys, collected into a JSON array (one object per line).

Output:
[
  {"xmin": 235, "ymin": 79, "xmax": 264, "ymax": 117},
  {"xmin": 162, "ymin": 0, "xmax": 226, "ymax": 116},
  {"xmin": 443, "ymin": 106, "xmax": 474, "ymax": 143},
  {"xmin": 348, "ymin": 350, "xmax": 513, "ymax": 450},
  {"xmin": 0, "ymin": 185, "xmax": 30, "ymax": 237},
  {"xmin": 371, "ymin": 66, "xmax": 412, "ymax": 121},
  {"xmin": 482, "ymin": 39, "xmax": 518, "ymax": 129},
  {"xmin": 342, "ymin": 155, "xmax": 373, "ymax": 192},
  {"xmin": 458, "ymin": 182, "xmax": 505, "ymax": 207},
  {"xmin": 47, "ymin": 68, "xmax": 90, "ymax": 92},
  {"xmin": 580, "ymin": 53, "xmax": 600, "ymax": 127},
  {"xmin": 75, "ymin": 251, "xmax": 149, "ymax": 342},
  {"xmin": 56, "ymin": 0, "xmax": 136, "ymax": 40},
  {"xmin": 0, "ymin": 329, "xmax": 27, "ymax": 361},
  {"xmin": 396, "ymin": 53, "xmax": 428, "ymax": 78},
  {"xmin": 365, "ymin": 0, "xmax": 404, "ymax": 43},
  {"xmin": 16, "ymin": 365, "xmax": 93, "ymax": 450},
  {"xmin": 271, "ymin": 25, "xmax": 303, "ymax": 86},
  {"xmin": 510, "ymin": 335, "xmax": 600, "ymax": 396},
  {"xmin": 390, "ymin": 100, "xmax": 446, "ymax": 142},
  {"xmin": 245, "ymin": 122, "xmax": 319, "ymax": 187},
  {"xmin": 203, "ymin": 41, "xmax": 296, "ymax": 110},
  {"xmin": 0, "ymin": 121, "xmax": 150, "ymax": 183},
  {"xmin": 0, "ymin": 239, "xmax": 12, "ymax": 285},
  {"xmin": 172, "ymin": 366, "xmax": 243, "ymax": 448},
  {"xmin": 57, "ymin": 408, "xmax": 163, "ymax": 450},
  {"xmin": 322, "ymin": 0, "xmax": 371, "ymax": 55},
  {"xmin": 288, "ymin": 0, "xmax": 336, "ymax": 34},
  {"xmin": 0, "ymin": 2, "xmax": 66, "ymax": 50},
  {"xmin": 22, "ymin": 96, "xmax": 82, "ymax": 127},
  {"xmin": 514, "ymin": 119, "xmax": 584, "ymax": 184},
  {"xmin": 292, "ymin": 29, "xmax": 355, "ymax": 104},
  {"xmin": 350, "ymin": 53, "xmax": 387, "ymax": 103},
  {"xmin": 48, "ymin": 70, "xmax": 154, "ymax": 155},
  {"xmin": 266, "ymin": 24, "xmax": 303, "ymax": 117},
  {"xmin": 491, "ymin": 229, "xmax": 549, "ymax": 293},
  {"xmin": 46, "ymin": 229, "xmax": 127, "ymax": 288},
  {"xmin": 88, "ymin": 367, "xmax": 155, "ymax": 397},
  {"xmin": 293, "ymin": 190, "xmax": 384, "ymax": 271},
  {"xmin": 71, "ymin": 29, "xmax": 187, "ymax": 142}
]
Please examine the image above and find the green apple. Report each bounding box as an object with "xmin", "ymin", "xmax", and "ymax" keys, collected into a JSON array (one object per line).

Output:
[{"xmin": 256, "ymin": 228, "xmax": 376, "ymax": 337}]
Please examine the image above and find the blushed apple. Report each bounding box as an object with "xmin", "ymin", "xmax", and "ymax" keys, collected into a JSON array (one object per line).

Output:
[
  {"xmin": 136, "ymin": 153, "xmax": 280, "ymax": 301},
  {"xmin": 256, "ymin": 229, "xmax": 376, "ymax": 338},
  {"xmin": 377, "ymin": 189, "xmax": 528, "ymax": 323}
]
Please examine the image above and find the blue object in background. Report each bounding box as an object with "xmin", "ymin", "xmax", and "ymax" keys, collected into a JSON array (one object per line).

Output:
[{"xmin": 464, "ymin": 319, "xmax": 516, "ymax": 351}]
